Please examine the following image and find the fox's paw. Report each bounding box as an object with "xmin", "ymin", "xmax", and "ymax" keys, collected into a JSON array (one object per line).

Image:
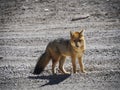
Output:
[
  {"xmin": 64, "ymin": 72, "xmax": 71, "ymax": 74},
  {"xmin": 58, "ymin": 69, "xmax": 71, "ymax": 74},
  {"xmin": 81, "ymin": 70, "xmax": 87, "ymax": 73}
]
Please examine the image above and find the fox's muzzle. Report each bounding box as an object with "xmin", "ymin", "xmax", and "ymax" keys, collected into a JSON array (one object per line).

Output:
[{"xmin": 75, "ymin": 42, "xmax": 80, "ymax": 47}]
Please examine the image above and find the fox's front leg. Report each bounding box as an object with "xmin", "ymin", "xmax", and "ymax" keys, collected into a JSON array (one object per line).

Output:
[
  {"xmin": 71, "ymin": 56, "xmax": 77, "ymax": 73},
  {"xmin": 78, "ymin": 56, "xmax": 86, "ymax": 73}
]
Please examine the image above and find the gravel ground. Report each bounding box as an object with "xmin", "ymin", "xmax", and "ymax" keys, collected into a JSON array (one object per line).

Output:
[{"xmin": 0, "ymin": 0, "xmax": 120, "ymax": 90}]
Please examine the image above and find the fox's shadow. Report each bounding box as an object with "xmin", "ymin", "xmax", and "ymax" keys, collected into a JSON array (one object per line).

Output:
[{"xmin": 28, "ymin": 74, "xmax": 71, "ymax": 87}]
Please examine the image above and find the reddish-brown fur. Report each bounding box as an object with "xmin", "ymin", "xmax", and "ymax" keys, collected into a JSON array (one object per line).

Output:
[{"xmin": 33, "ymin": 30, "xmax": 86, "ymax": 75}]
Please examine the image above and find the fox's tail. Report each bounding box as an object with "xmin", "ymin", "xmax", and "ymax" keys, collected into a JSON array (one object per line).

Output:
[{"xmin": 33, "ymin": 51, "xmax": 51, "ymax": 74}]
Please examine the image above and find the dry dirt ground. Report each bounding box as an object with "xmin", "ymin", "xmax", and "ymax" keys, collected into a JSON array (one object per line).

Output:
[{"xmin": 0, "ymin": 0, "xmax": 120, "ymax": 90}]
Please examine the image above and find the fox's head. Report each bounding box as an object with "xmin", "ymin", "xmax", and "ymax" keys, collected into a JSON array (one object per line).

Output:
[{"xmin": 70, "ymin": 30, "xmax": 85, "ymax": 48}]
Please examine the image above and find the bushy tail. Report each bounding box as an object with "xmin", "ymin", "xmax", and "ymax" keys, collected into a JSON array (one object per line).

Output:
[{"xmin": 33, "ymin": 51, "xmax": 51, "ymax": 74}]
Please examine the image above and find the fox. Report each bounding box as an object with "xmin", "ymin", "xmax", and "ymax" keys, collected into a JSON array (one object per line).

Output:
[{"xmin": 33, "ymin": 30, "xmax": 86, "ymax": 75}]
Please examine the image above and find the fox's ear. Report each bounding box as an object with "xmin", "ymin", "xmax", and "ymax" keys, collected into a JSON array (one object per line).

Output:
[
  {"xmin": 80, "ymin": 29, "xmax": 84, "ymax": 35},
  {"xmin": 70, "ymin": 31, "xmax": 73, "ymax": 37}
]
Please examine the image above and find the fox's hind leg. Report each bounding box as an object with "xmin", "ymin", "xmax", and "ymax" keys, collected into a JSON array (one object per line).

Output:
[
  {"xmin": 59, "ymin": 56, "xmax": 70, "ymax": 74},
  {"xmin": 51, "ymin": 56, "xmax": 61, "ymax": 74}
]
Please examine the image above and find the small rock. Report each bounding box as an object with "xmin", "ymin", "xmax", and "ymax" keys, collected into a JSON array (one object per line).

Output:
[{"xmin": 44, "ymin": 8, "xmax": 49, "ymax": 11}]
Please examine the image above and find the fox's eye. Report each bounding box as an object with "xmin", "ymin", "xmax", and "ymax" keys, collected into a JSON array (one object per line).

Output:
[{"xmin": 73, "ymin": 40, "xmax": 76, "ymax": 42}]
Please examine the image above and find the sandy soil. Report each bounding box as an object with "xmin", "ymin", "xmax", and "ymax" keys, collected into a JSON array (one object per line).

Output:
[{"xmin": 0, "ymin": 0, "xmax": 120, "ymax": 90}]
